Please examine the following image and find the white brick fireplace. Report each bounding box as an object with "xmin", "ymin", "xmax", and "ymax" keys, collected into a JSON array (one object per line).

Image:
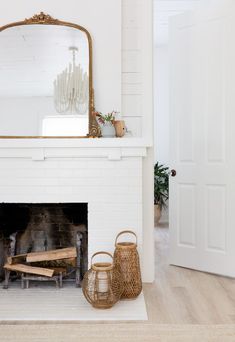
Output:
[
  {"xmin": 0, "ymin": 139, "xmax": 147, "ymax": 277},
  {"xmin": 0, "ymin": 0, "xmax": 154, "ymax": 284}
]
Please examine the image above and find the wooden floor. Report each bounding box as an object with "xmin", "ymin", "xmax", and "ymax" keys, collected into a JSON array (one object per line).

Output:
[
  {"xmin": 144, "ymin": 225, "xmax": 235, "ymax": 324},
  {"xmin": 1, "ymin": 323, "xmax": 235, "ymax": 342}
]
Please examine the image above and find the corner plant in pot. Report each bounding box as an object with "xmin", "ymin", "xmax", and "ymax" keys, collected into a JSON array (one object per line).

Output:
[
  {"xmin": 154, "ymin": 162, "xmax": 169, "ymax": 225},
  {"xmin": 94, "ymin": 111, "xmax": 118, "ymax": 138}
]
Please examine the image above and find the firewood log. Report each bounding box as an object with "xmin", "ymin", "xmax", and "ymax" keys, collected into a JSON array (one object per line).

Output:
[
  {"xmin": 7, "ymin": 254, "xmax": 27, "ymax": 265},
  {"xmin": 4, "ymin": 263, "xmax": 54, "ymax": 277},
  {"xmin": 34, "ymin": 257, "xmax": 77, "ymax": 268},
  {"xmin": 26, "ymin": 247, "xmax": 77, "ymax": 263}
]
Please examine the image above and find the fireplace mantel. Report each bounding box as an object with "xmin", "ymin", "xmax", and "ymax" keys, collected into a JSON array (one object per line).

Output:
[
  {"xmin": 0, "ymin": 137, "xmax": 151, "ymax": 148},
  {"xmin": 0, "ymin": 138, "xmax": 150, "ymax": 160}
]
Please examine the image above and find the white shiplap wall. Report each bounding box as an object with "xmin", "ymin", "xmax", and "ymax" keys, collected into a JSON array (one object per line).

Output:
[
  {"xmin": 122, "ymin": 0, "xmax": 143, "ymax": 137},
  {"xmin": 122, "ymin": 0, "xmax": 154, "ymax": 283},
  {"xmin": 122, "ymin": 0, "xmax": 155, "ymax": 283}
]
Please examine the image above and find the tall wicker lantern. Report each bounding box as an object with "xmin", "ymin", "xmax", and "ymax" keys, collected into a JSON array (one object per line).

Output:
[
  {"xmin": 82, "ymin": 251, "xmax": 123, "ymax": 309},
  {"xmin": 113, "ymin": 230, "xmax": 142, "ymax": 299}
]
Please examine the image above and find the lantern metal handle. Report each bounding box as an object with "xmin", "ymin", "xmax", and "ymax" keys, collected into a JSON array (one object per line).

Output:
[
  {"xmin": 115, "ymin": 230, "xmax": 138, "ymax": 246},
  {"xmin": 91, "ymin": 251, "xmax": 113, "ymax": 265}
]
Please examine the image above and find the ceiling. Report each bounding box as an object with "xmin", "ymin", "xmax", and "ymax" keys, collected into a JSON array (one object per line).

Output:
[{"xmin": 154, "ymin": 0, "xmax": 201, "ymax": 46}]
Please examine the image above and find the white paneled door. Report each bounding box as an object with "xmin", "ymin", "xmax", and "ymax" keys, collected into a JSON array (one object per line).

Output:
[{"xmin": 169, "ymin": 0, "xmax": 235, "ymax": 277}]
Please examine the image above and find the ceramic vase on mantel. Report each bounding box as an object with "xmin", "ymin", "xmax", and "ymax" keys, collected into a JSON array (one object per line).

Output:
[{"xmin": 101, "ymin": 122, "xmax": 116, "ymax": 138}]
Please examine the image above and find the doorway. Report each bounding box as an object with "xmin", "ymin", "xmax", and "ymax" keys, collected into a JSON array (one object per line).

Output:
[
  {"xmin": 154, "ymin": 0, "xmax": 200, "ymax": 229},
  {"xmin": 154, "ymin": 0, "xmax": 235, "ymax": 277}
]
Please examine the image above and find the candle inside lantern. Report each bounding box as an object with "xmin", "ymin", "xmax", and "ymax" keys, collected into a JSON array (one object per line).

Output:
[{"xmin": 97, "ymin": 271, "xmax": 109, "ymax": 293}]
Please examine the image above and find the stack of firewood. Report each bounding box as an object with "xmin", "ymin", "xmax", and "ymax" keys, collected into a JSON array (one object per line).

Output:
[{"xmin": 4, "ymin": 247, "xmax": 77, "ymax": 278}]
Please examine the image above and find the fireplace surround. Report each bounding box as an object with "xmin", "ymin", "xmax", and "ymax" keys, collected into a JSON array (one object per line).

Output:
[{"xmin": 0, "ymin": 142, "xmax": 148, "ymax": 281}]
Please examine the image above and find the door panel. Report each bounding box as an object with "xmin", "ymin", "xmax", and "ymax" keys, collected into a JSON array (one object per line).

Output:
[
  {"xmin": 178, "ymin": 184, "xmax": 196, "ymax": 247},
  {"xmin": 206, "ymin": 185, "xmax": 227, "ymax": 253},
  {"xmin": 169, "ymin": 1, "xmax": 235, "ymax": 277}
]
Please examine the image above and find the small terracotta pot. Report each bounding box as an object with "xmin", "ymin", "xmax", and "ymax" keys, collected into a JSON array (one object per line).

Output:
[{"xmin": 114, "ymin": 120, "xmax": 126, "ymax": 137}]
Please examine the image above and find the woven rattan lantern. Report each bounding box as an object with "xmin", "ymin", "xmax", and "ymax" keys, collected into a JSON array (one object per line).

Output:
[
  {"xmin": 113, "ymin": 230, "xmax": 142, "ymax": 299},
  {"xmin": 82, "ymin": 251, "xmax": 123, "ymax": 309}
]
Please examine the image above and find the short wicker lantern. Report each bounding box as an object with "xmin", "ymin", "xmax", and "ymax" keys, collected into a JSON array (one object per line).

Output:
[
  {"xmin": 82, "ymin": 251, "xmax": 123, "ymax": 309},
  {"xmin": 113, "ymin": 230, "xmax": 142, "ymax": 299}
]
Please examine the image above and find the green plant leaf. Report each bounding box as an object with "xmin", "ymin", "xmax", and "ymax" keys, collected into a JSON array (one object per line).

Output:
[{"xmin": 154, "ymin": 162, "xmax": 169, "ymax": 209}]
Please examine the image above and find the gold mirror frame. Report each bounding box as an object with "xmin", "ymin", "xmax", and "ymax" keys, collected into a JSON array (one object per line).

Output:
[{"xmin": 0, "ymin": 12, "xmax": 99, "ymax": 138}]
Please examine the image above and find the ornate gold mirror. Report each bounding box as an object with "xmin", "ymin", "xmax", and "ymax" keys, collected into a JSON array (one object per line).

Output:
[{"xmin": 0, "ymin": 12, "xmax": 99, "ymax": 138}]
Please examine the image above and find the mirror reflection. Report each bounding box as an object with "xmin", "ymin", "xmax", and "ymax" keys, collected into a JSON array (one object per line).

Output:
[{"xmin": 0, "ymin": 24, "xmax": 89, "ymax": 137}]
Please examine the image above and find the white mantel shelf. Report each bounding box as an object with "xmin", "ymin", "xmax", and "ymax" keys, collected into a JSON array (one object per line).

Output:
[
  {"xmin": 0, "ymin": 138, "xmax": 151, "ymax": 160},
  {"xmin": 0, "ymin": 137, "xmax": 152, "ymax": 148}
]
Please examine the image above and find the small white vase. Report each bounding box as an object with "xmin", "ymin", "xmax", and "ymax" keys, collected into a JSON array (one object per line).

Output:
[{"xmin": 101, "ymin": 123, "xmax": 116, "ymax": 138}]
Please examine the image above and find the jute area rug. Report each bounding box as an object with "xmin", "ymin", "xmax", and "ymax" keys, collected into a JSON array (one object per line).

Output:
[{"xmin": 0, "ymin": 324, "xmax": 235, "ymax": 342}]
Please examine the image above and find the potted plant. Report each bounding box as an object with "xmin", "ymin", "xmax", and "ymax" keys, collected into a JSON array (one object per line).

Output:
[
  {"xmin": 93, "ymin": 111, "xmax": 118, "ymax": 138},
  {"xmin": 154, "ymin": 162, "xmax": 169, "ymax": 225}
]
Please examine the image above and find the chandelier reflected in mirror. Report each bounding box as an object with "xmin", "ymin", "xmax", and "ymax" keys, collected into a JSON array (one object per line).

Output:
[{"xmin": 54, "ymin": 46, "xmax": 89, "ymax": 114}]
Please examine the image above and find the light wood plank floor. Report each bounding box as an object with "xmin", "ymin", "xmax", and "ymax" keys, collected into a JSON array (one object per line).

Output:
[
  {"xmin": 144, "ymin": 225, "xmax": 235, "ymax": 324},
  {"xmin": 1, "ymin": 324, "xmax": 235, "ymax": 342}
]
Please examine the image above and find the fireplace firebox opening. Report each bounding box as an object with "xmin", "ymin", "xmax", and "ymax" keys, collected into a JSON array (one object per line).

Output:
[{"xmin": 0, "ymin": 203, "xmax": 88, "ymax": 286}]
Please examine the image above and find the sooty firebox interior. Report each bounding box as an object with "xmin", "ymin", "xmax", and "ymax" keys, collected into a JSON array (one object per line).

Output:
[{"xmin": 0, "ymin": 203, "xmax": 88, "ymax": 283}]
